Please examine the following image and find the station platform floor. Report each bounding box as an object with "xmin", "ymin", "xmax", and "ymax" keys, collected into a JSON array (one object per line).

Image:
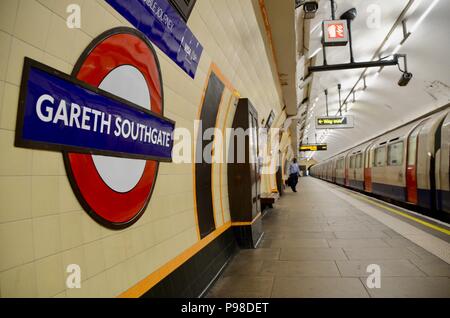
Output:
[{"xmin": 206, "ymin": 177, "xmax": 450, "ymax": 298}]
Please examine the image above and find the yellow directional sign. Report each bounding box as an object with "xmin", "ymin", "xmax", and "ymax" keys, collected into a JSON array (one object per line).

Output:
[{"xmin": 299, "ymin": 144, "xmax": 327, "ymax": 151}]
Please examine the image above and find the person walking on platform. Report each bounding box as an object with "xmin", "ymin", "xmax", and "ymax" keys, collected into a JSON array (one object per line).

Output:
[{"xmin": 288, "ymin": 158, "xmax": 300, "ymax": 192}]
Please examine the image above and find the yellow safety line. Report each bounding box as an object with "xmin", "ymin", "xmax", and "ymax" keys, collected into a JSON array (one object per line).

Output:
[
  {"xmin": 348, "ymin": 192, "xmax": 450, "ymax": 236},
  {"xmin": 231, "ymin": 212, "xmax": 262, "ymax": 226}
]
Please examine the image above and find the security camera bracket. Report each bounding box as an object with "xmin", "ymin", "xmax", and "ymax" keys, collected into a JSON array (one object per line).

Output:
[{"xmin": 308, "ymin": 1, "xmax": 405, "ymax": 75}]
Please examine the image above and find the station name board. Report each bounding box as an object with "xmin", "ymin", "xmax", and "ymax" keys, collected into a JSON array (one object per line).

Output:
[
  {"xmin": 106, "ymin": 0, "xmax": 203, "ymax": 78},
  {"xmin": 15, "ymin": 58, "xmax": 175, "ymax": 161},
  {"xmin": 299, "ymin": 144, "xmax": 327, "ymax": 152},
  {"xmin": 315, "ymin": 116, "xmax": 354, "ymax": 129}
]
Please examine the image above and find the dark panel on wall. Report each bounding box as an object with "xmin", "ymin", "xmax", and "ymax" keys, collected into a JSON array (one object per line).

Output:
[
  {"xmin": 227, "ymin": 98, "xmax": 261, "ymax": 222},
  {"xmin": 195, "ymin": 72, "xmax": 225, "ymax": 238},
  {"xmin": 142, "ymin": 227, "xmax": 237, "ymax": 298},
  {"xmin": 276, "ymin": 152, "xmax": 283, "ymax": 196},
  {"xmin": 169, "ymin": 0, "xmax": 197, "ymax": 22}
]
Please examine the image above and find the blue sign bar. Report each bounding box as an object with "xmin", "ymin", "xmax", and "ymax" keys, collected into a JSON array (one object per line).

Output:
[
  {"xmin": 16, "ymin": 58, "xmax": 175, "ymax": 161},
  {"xmin": 106, "ymin": 0, "xmax": 203, "ymax": 79}
]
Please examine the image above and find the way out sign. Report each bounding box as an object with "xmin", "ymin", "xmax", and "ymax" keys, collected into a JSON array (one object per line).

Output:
[
  {"xmin": 316, "ymin": 116, "xmax": 354, "ymax": 129},
  {"xmin": 322, "ymin": 20, "xmax": 348, "ymax": 46}
]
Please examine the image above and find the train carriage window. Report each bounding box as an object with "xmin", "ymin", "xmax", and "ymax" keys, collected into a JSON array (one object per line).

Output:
[
  {"xmin": 356, "ymin": 153, "xmax": 362, "ymax": 169},
  {"xmin": 388, "ymin": 141, "xmax": 404, "ymax": 166},
  {"xmin": 371, "ymin": 148, "xmax": 376, "ymax": 167},
  {"xmin": 374, "ymin": 146, "xmax": 386, "ymax": 167},
  {"xmin": 350, "ymin": 156, "xmax": 355, "ymax": 168}
]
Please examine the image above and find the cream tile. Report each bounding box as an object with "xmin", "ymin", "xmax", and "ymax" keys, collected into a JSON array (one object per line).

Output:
[
  {"xmin": 58, "ymin": 176, "xmax": 82, "ymax": 213},
  {"xmin": 0, "ymin": 82, "xmax": 19, "ymax": 131},
  {"xmin": 32, "ymin": 214, "xmax": 61, "ymax": 259},
  {"xmin": 141, "ymin": 222, "xmax": 156, "ymax": 250},
  {"xmin": 129, "ymin": 226, "xmax": 148, "ymax": 256},
  {"xmin": 0, "ymin": 175, "xmax": 32, "ymax": 223},
  {"xmin": 31, "ymin": 176, "xmax": 59, "ymax": 217},
  {"xmin": 80, "ymin": 212, "xmax": 102, "ymax": 243},
  {"xmin": 0, "ymin": 129, "xmax": 32, "ymax": 176},
  {"xmin": 36, "ymin": 0, "xmax": 56, "ymax": 11},
  {"xmin": 133, "ymin": 250, "xmax": 156, "ymax": 283},
  {"xmin": 104, "ymin": 263, "xmax": 127, "ymax": 297},
  {"xmin": 6, "ymin": 37, "xmax": 44, "ymax": 86},
  {"xmin": 72, "ymin": 28, "xmax": 92, "ymax": 61},
  {"xmin": 65, "ymin": 283, "xmax": 86, "ymax": 298},
  {"xmin": 32, "ymin": 150, "xmax": 62, "ymax": 176},
  {"xmin": 41, "ymin": 52, "xmax": 73, "ymax": 75},
  {"xmin": 0, "ymin": 81, "xmax": 4, "ymax": 116},
  {"xmin": 0, "ymin": 31, "xmax": 12, "ymax": 81},
  {"xmin": 53, "ymin": 290, "xmax": 66, "ymax": 298},
  {"xmin": 0, "ymin": 219, "xmax": 34, "ymax": 271},
  {"xmin": 121, "ymin": 229, "xmax": 135, "ymax": 258},
  {"xmin": 44, "ymin": 13, "xmax": 78, "ymax": 64},
  {"xmin": 0, "ymin": 262, "xmax": 37, "ymax": 297},
  {"xmin": 35, "ymin": 253, "xmax": 65, "ymax": 297},
  {"xmin": 83, "ymin": 240, "xmax": 105, "ymax": 279},
  {"xmin": 40, "ymin": 0, "xmax": 84, "ymax": 21},
  {"xmin": 122, "ymin": 257, "xmax": 138, "ymax": 289},
  {"xmin": 59, "ymin": 211, "xmax": 83, "ymax": 250},
  {"xmin": 0, "ymin": 0, "xmax": 19, "ymax": 34},
  {"xmin": 81, "ymin": 0, "xmax": 119, "ymax": 38},
  {"xmin": 82, "ymin": 271, "xmax": 109, "ymax": 298},
  {"xmin": 14, "ymin": 0, "xmax": 51, "ymax": 49},
  {"xmin": 102, "ymin": 233, "xmax": 127, "ymax": 268},
  {"xmin": 61, "ymin": 245, "xmax": 85, "ymax": 278}
]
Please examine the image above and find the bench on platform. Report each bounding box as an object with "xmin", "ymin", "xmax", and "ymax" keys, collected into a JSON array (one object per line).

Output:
[{"xmin": 260, "ymin": 192, "xmax": 279, "ymax": 211}]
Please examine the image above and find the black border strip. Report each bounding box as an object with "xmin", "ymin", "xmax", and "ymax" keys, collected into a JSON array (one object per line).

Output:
[{"xmin": 14, "ymin": 56, "xmax": 175, "ymax": 163}]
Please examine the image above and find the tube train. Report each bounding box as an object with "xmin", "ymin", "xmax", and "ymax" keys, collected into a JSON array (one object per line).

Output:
[{"xmin": 310, "ymin": 106, "xmax": 450, "ymax": 221}]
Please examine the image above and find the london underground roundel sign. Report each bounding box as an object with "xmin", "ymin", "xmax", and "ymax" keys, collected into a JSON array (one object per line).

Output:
[{"xmin": 65, "ymin": 27, "xmax": 165, "ymax": 228}]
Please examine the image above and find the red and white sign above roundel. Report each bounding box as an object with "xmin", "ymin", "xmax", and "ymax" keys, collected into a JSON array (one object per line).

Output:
[{"xmin": 64, "ymin": 28, "xmax": 164, "ymax": 229}]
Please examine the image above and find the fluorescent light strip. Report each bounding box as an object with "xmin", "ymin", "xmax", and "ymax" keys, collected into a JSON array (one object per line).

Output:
[
  {"xmin": 310, "ymin": 23, "xmax": 321, "ymax": 34},
  {"xmin": 309, "ymin": 47, "xmax": 322, "ymax": 59},
  {"xmin": 390, "ymin": 0, "xmax": 439, "ymax": 56},
  {"xmin": 410, "ymin": 0, "xmax": 440, "ymax": 33}
]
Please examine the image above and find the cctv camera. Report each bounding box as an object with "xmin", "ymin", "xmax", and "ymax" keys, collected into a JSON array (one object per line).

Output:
[
  {"xmin": 398, "ymin": 72, "xmax": 413, "ymax": 86},
  {"xmin": 340, "ymin": 8, "xmax": 357, "ymax": 21},
  {"xmin": 303, "ymin": 1, "xmax": 318, "ymax": 19}
]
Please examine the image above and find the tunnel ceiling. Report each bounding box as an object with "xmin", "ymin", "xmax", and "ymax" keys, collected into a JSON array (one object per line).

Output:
[{"xmin": 297, "ymin": 0, "xmax": 450, "ymax": 162}]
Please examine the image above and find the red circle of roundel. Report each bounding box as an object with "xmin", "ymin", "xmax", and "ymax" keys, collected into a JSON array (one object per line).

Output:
[{"xmin": 64, "ymin": 28, "xmax": 163, "ymax": 229}]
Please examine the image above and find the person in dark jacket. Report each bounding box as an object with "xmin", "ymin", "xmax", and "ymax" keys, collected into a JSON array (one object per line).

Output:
[{"xmin": 288, "ymin": 158, "xmax": 300, "ymax": 192}]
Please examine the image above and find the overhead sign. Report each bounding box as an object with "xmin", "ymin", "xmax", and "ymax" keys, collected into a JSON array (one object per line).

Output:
[
  {"xmin": 106, "ymin": 0, "xmax": 203, "ymax": 79},
  {"xmin": 16, "ymin": 28, "xmax": 175, "ymax": 229},
  {"xmin": 16, "ymin": 58, "xmax": 175, "ymax": 161},
  {"xmin": 300, "ymin": 144, "xmax": 328, "ymax": 152},
  {"xmin": 315, "ymin": 116, "xmax": 354, "ymax": 129},
  {"xmin": 322, "ymin": 20, "xmax": 349, "ymax": 46}
]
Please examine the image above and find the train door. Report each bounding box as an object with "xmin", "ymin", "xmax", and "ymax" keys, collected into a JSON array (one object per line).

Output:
[
  {"xmin": 406, "ymin": 123, "xmax": 425, "ymax": 204},
  {"xmin": 439, "ymin": 113, "xmax": 450, "ymax": 214},
  {"xmin": 345, "ymin": 154, "xmax": 350, "ymax": 186},
  {"xmin": 364, "ymin": 146, "xmax": 373, "ymax": 192},
  {"xmin": 431, "ymin": 117, "xmax": 446, "ymax": 212}
]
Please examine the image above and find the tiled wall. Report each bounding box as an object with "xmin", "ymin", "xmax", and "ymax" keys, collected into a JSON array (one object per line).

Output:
[{"xmin": 0, "ymin": 0, "xmax": 286, "ymax": 297}]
